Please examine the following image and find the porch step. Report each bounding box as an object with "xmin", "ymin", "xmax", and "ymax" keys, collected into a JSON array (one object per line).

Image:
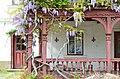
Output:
[{"xmin": 6, "ymin": 69, "xmax": 24, "ymax": 72}]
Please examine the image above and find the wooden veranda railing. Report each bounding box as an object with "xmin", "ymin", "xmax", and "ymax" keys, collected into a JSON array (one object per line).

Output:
[
  {"xmin": 35, "ymin": 58, "xmax": 120, "ymax": 76},
  {"xmin": 111, "ymin": 58, "xmax": 120, "ymax": 75},
  {"xmin": 45, "ymin": 58, "xmax": 107, "ymax": 75}
]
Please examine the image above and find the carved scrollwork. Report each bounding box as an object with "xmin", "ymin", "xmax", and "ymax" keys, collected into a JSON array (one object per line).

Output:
[
  {"xmin": 42, "ymin": 34, "xmax": 47, "ymax": 41},
  {"xmin": 28, "ymin": 34, "xmax": 33, "ymax": 41},
  {"xmin": 106, "ymin": 34, "xmax": 112, "ymax": 41}
]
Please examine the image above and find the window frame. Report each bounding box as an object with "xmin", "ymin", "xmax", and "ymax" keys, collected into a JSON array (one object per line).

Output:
[
  {"xmin": 67, "ymin": 32, "xmax": 84, "ymax": 55},
  {"xmin": 15, "ymin": 36, "xmax": 26, "ymax": 51}
]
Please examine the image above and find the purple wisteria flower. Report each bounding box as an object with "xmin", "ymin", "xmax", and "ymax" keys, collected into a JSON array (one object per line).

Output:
[
  {"xmin": 29, "ymin": 22, "xmax": 32, "ymax": 27},
  {"xmin": 42, "ymin": 7, "xmax": 47, "ymax": 14},
  {"xmin": 71, "ymin": 31, "xmax": 75, "ymax": 36},
  {"xmin": 64, "ymin": 11, "xmax": 67, "ymax": 16},
  {"xmin": 32, "ymin": 40, "xmax": 36, "ymax": 47},
  {"xmin": 28, "ymin": 1, "xmax": 34, "ymax": 10},
  {"xmin": 66, "ymin": 31, "xmax": 69, "ymax": 37}
]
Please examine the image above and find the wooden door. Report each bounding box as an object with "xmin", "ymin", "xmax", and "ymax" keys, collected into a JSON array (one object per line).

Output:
[
  {"xmin": 114, "ymin": 32, "xmax": 120, "ymax": 58},
  {"xmin": 13, "ymin": 36, "xmax": 26, "ymax": 69},
  {"xmin": 114, "ymin": 32, "xmax": 120, "ymax": 71}
]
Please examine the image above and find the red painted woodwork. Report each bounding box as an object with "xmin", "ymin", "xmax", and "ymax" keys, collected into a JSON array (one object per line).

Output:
[
  {"xmin": 35, "ymin": 57, "xmax": 120, "ymax": 75},
  {"xmin": 45, "ymin": 58, "xmax": 107, "ymax": 75},
  {"xmin": 27, "ymin": 26, "xmax": 34, "ymax": 73},
  {"xmin": 11, "ymin": 34, "xmax": 14, "ymax": 68},
  {"xmin": 42, "ymin": 19, "xmax": 47, "ymax": 76},
  {"xmin": 39, "ymin": 30, "xmax": 42, "ymax": 56},
  {"xmin": 85, "ymin": 9, "xmax": 120, "ymax": 18},
  {"xmin": 13, "ymin": 36, "xmax": 26, "ymax": 69},
  {"xmin": 112, "ymin": 58, "xmax": 120, "ymax": 74}
]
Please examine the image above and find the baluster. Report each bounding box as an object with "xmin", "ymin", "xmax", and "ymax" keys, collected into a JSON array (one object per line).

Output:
[
  {"xmin": 76, "ymin": 61, "xmax": 78, "ymax": 71},
  {"xmin": 112, "ymin": 61, "xmax": 114, "ymax": 74},
  {"xmin": 98, "ymin": 62, "xmax": 100, "ymax": 72},
  {"xmin": 80, "ymin": 62, "xmax": 83, "ymax": 74},
  {"xmin": 117, "ymin": 61, "xmax": 119, "ymax": 75},
  {"xmin": 47, "ymin": 62, "xmax": 51, "ymax": 75},
  {"xmin": 66, "ymin": 61, "xmax": 69, "ymax": 71},
  {"xmin": 62, "ymin": 61, "xmax": 64, "ymax": 71},
  {"xmin": 39, "ymin": 62, "xmax": 42, "ymax": 71},
  {"xmin": 57, "ymin": 61, "xmax": 59, "ymax": 66},
  {"xmin": 71, "ymin": 61, "xmax": 73, "ymax": 72},
  {"xmin": 103, "ymin": 61, "xmax": 106, "ymax": 72},
  {"xmin": 57, "ymin": 61, "xmax": 60, "ymax": 75},
  {"xmin": 83, "ymin": 62, "xmax": 86, "ymax": 76},
  {"xmin": 88, "ymin": 62, "xmax": 92, "ymax": 74},
  {"xmin": 52, "ymin": 61, "xmax": 55, "ymax": 75}
]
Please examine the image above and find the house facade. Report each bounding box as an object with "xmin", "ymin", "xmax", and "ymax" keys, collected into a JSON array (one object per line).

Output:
[
  {"xmin": 1, "ymin": 0, "xmax": 120, "ymax": 77},
  {"xmin": 0, "ymin": 0, "xmax": 28, "ymax": 69},
  {"xmin": 11, "ymin": 9, "xmax": 120, "ymax": 76}
]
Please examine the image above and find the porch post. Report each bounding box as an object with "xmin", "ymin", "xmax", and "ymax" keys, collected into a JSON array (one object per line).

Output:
[
  {"xmin": 106, "ymin": 34, "xmax": 112, "ymax": 73},
  {"xmin": 39, "ymin": 32, "xmax": 42, "ymax": 57},
  {"xmin": 42, "ymin": 18, "xmax": 47, "ymax": 76},
  {"xmin": 28, "ymin": 27, "xmax": 33, "ymax": 73},
  {"xmin": 106, "ymin": 17, "xmax": 112, "ymax": 73}
]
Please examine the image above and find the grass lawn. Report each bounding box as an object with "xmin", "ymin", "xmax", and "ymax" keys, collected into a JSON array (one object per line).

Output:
[{"xmin": 0, "ymin": 69, "xmax": 21, "ymax": 79}]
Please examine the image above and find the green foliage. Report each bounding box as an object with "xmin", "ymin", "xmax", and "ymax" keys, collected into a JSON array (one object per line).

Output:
[
  {"xmin": 35, "ymin": 0, "xmax": 70, "ymax": 8},
  {"xmin": 118, "ymin": 0, "xmax": 120, "ymax": 4},
  {"xmin": 6, "ymin": 29, "xmax": 17, "ymax": 36},
  {"xmin": 19, "ymin": 66, "xmax": 36, "ymax": 79},
  {"xmin": 44, "ymin": 75, "xmax": 55, "ymax": 79},
  {"xmin": 73, "ymin": 73, "xmax": 80, "ymax": 79}
]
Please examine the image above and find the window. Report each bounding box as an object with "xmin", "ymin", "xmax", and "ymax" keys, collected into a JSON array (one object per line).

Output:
[
  {"xmin": 16, "ymin": 36, "xmax": 26, "ymax": 50},
  {"xmin": 67, "ymin": 31, "xmax": 84, "ymax": 55}
]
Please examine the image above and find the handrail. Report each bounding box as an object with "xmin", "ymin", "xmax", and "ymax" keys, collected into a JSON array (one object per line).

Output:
[{"xmin": 46, "ymin": 58, "xmax": 107, "ymax": 62}]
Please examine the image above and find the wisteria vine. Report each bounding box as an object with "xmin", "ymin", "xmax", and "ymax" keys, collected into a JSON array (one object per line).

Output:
[{"xmin": 8, "ymin": 0, "xmax": 120, "ymax": 78}]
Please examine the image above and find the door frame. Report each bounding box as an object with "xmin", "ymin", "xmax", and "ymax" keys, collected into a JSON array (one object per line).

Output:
[
  {"xmin": 114, "ymin": 31, "xmax": 120, "ymax": 58},
  {"xmin": 11, "ymin": 35, "xmax": 26, "ymax": 69}
]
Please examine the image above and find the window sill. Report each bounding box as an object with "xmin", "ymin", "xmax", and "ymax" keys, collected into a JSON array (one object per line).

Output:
[{"xmin": 64, "ymin": 55, "xmax": 87, "ymax": 58}]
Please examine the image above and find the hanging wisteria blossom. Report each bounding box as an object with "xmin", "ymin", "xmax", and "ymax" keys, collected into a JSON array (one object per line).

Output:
[
  {"xmin": 91, "ymin": 0, "xmax": 96, "ymax": 7},
  {"xmin": 73, "ymin": 12, "xmax": 82, "ymax": 27},
  {"xmin": 42, "ymin": 7, "xmax": 47, "ymax": 14},
  {"xmin": 52, "ymin": 8, "xmax": 57, "ymax": 15},
  {"xmin": 28, "ymin": 1, "xmax": 34, "ymax": 10},
  {"xmin": 71, "ymin": 31, "xmax": 75, "ymax": 36},
  {"xmin": 66, "ymin": 31, "xmax": 69, "ymax": 37},
  {"xmin": 83, "ymin": 6, "xmax": 86, "ymax": 12},
  {"xmin": 64, "ymin": 11, "xmax": 67, "ymax": 16},
  {"xmin": 59, "ymin": 23, "xmax": 62, "ymax": 27}
]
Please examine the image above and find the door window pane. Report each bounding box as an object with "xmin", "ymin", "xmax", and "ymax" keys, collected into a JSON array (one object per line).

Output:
[
  {"xmin": 22, "ymin": 44, "xmax": 26, "ymax": 50},
  {"xmin": 16, "ymin": 37, "xmax": 20, "ymax": 43},
  {"xmin": 16, "ymin": 36, "xmax": 26, "ymax": 50},
  {"xmin": 16, "ymin": 44, "xmax": 20, "ymax": 50}
]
